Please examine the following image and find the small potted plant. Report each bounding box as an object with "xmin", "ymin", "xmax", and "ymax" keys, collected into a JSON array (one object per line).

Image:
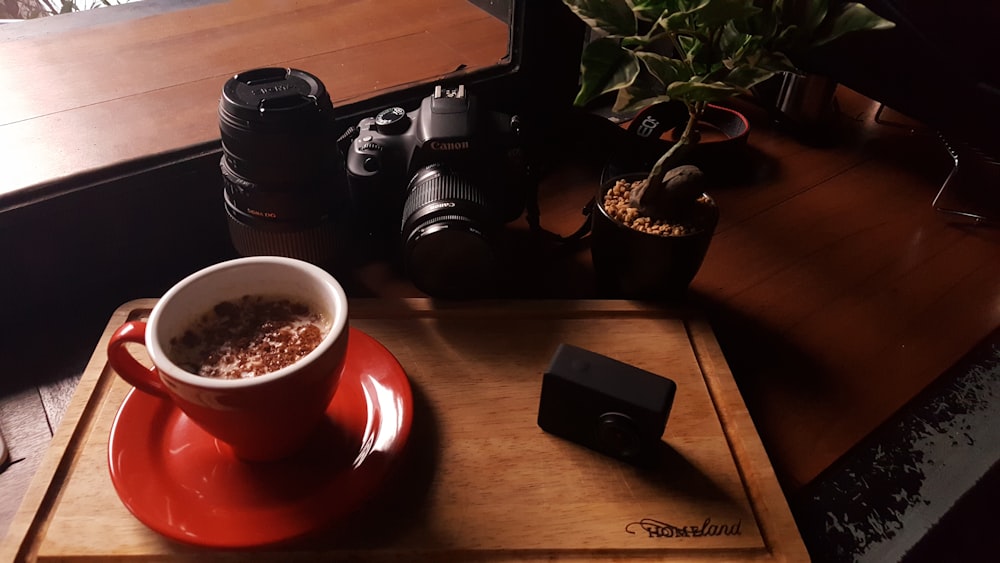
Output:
[{"xmin": 562, "ymin": 0, "xmax": 893, "ymax": 298}]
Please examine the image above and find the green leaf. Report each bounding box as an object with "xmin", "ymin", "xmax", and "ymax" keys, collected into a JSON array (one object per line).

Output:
[
  {"xmin": 631, "ymin": 0, "xmax": 671, "ymax": 22},
  {"xmin": 769, "ymin": 0, "xmax": 819, "ymax": 41},
  {"xmin": 719, "ymin": 21, "xmax": 747, "ymax": 55},
  {"xmin": 771, "ymin": 23, "xmax": 801, "ymax": 51},
  {"xmin": 562, "ymin": 0, "xmax": 637, "ymax": 36},
  {"xmin": 654, "ymin": 0, "xmax": 710, "ymax": 31},
  {"xmin": 755, "ymin": 51, "xmax": 798, "ymax": 73},
  {"xmin": 812, "ymin": 2, "xmax": 895, "ymax": 46},
  {"xmin": 634, "ymin": 0, "xmax": 714, "ymax": 24},
  {"xmin": 676, "ymin": 35, "xmax": 704, "ymax": 63},
  {"xmin": 659, "ymin": 10, "xmax": 689, "ymax": 32},
  {"xmin": 636, "ymin": 51, "xmax": 691, "ymax": 86},
  {"xmin": 611, "ymin": 60, "xmax": 675, "ymax": 113},
  {"xmin": 734, "ymin": 0, "xmax": 776, "ymax": 36},
  {"xmin": 566, "ymin": 0, "xmax": 892, "ymax": 114},
  {"xmin": 728, "ymin": 35, "xmax": 763, "ymax": 65},
  {"xmin": 724, "ymin": 65, "xmax": 777, "ymax": 89},
  {"xmin": 793, "ymin": 0, "xmax": 830, "ymax": 38},
  {"xmin": 690, "ymin": 0, "xmax": 761, "ymax": 29},
  {"xmin": 666, "ymin": 79, "xmax": 742, "ymax": 102},
  {"xmin": 574, "ymin": 37, "xmax": 641, "ymax": 106},
  {"xmin": 773, "ymin": 0, "xmax": 786, "ymax": 18},
  {"xmin": 613, "ymin": 85, "xmax": 673, "ymax": 114}
]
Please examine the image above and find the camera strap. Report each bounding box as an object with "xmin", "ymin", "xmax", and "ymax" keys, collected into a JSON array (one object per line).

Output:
[
  {"xmin": 525, "ymin": 189, "xmax": 594, "ymax": 244},
  {"xmin": 526, "ymin": 102, "xmax": 689, "ymax": 244}
]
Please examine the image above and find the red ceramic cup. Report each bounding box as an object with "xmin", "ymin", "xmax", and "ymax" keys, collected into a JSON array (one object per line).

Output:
[{"xmin": 107, "ymin": 256, "xmax": 350, "ymax": 461}]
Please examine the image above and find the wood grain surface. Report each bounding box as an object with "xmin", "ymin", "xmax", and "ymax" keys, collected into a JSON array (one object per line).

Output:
[
  {"xmin": 1, "ymin": 299, "xmax": 807, "ymax": 562},
  {"xmin": 0, "ymin": 0, "xmax": 509, "ymax": 196},
  {"xmin": 522, "ymin": 93, "xmax": 1000, "ymax": 490},
  {"xmin": 3, "ymin": 0, "xmax": 999, "ymax": 555}
]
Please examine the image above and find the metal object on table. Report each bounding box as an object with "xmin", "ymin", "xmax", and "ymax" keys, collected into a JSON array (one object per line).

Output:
[
  {"xmin": 872, "ymin": 103, "xmax": 999, "ymax": 224},
  {"xmin": 774, "ymin": 71, "xmax": 839, "ymax": 127},
  {"xmin": 932, "ymin": 135, "xmax": 1000, "ymax": 224}
]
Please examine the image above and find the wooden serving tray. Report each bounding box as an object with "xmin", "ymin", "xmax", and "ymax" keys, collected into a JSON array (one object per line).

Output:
[{"xmin": 2, "ymin": 299, "xmax": 808, "ymax": 562}]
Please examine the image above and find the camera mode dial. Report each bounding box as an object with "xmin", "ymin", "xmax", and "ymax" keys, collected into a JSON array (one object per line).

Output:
[{"xmin": 374, "ymin": 106, "xmax": 409, "ymax": 134}]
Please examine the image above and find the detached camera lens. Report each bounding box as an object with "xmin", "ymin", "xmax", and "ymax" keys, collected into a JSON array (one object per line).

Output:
[
  {"xmin": 595, "ymin": 412, "xmax": 642, "ymax": 458},
  {"xmin": 218, "ymin": 67, "xmax": 343, "ymax": 266},
  {"xmin": 400, "ymin": 164, "xmax": 498, "ymax": 297}
]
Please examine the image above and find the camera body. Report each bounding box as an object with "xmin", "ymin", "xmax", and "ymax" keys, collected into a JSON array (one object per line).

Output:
[
  {"xmin": 219, "ymin": 69, "xmax": 534, "ymax": 297},
  {"xmin": 344, "ymin": 85, "xmax": 532, "ymax": 296},
  {"xmin": 537, "ymin": 344, "xmax": 677, "ymax": 464},
  {"xmin": 345, "ymin": 84, "xmax": 529, "ymax": 228}
]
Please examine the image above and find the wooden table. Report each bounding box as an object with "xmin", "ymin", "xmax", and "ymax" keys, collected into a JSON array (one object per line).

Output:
[
  {"xmin": 2, "ymin": 0, "xmax": 1000, "ymax": 556},
  {"xmin": 0, "ymin": 0, "xmax": 511, "ymax": 543},
  {"xmin": 2, "ymin": 299, "xmax": 808, "ymax": 561},
  {"xmin": 0, "ymin": 0, "xmax": 509, "ymax": 197}
]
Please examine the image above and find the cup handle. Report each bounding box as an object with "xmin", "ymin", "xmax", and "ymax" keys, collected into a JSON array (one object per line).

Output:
[{"xmin": 107, "ymin": 321, "xmax": 170, "ymax": 398}]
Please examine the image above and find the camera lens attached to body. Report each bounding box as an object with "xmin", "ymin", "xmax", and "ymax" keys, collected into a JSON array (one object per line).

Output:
[
  {"xmin": 219, "ymin": 67, "xmax": 343, "ymax": 266},
  {"xmin": 401, "ymin": 164, "xmax": 498, "ymax": 297},
  {"xmin": 343, "ymin": 84, "xmax": 532, "ymax": 298}
]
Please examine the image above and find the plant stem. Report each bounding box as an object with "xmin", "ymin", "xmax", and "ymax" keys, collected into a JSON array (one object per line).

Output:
[{"xmin": 645, "ymin": 101, "xmax": 703, "ymax": 193}]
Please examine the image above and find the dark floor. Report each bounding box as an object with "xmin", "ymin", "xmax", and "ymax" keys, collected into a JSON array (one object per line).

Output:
[{"xmin": 792, "ymin": 327, "xmax": 1000, "ymax": 562}]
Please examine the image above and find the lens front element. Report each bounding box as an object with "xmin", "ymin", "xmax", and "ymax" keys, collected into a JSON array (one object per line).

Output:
[{"xmin": 401, "ymin": 164, "xmax": 498, "ymax": 297}]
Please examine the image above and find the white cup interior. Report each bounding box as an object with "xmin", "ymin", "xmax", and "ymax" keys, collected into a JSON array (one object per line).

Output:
[{"xmin": 145, "ymin": 257, "xmax": 348, "ymax": 388}]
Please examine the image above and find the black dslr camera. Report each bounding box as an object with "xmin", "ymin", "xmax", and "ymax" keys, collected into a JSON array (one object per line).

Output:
[
  {"xmin": 343, "ymin": 85, "xmax": 532, "ymax": 297},
  {"xmin": 218, "ymin": 69, "xmax": 533, "ymax": 298}
]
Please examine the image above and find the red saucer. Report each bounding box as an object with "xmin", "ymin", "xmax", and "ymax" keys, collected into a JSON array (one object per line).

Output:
[{"xmin": 107, "ymin": 328, "xmax": 412, "ymax": 548}]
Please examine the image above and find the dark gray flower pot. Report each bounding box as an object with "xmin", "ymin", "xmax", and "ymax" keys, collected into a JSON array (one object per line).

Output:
[{"xmin": 590, "ymin": 174, "xmax": 719, "ymax": 300}]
